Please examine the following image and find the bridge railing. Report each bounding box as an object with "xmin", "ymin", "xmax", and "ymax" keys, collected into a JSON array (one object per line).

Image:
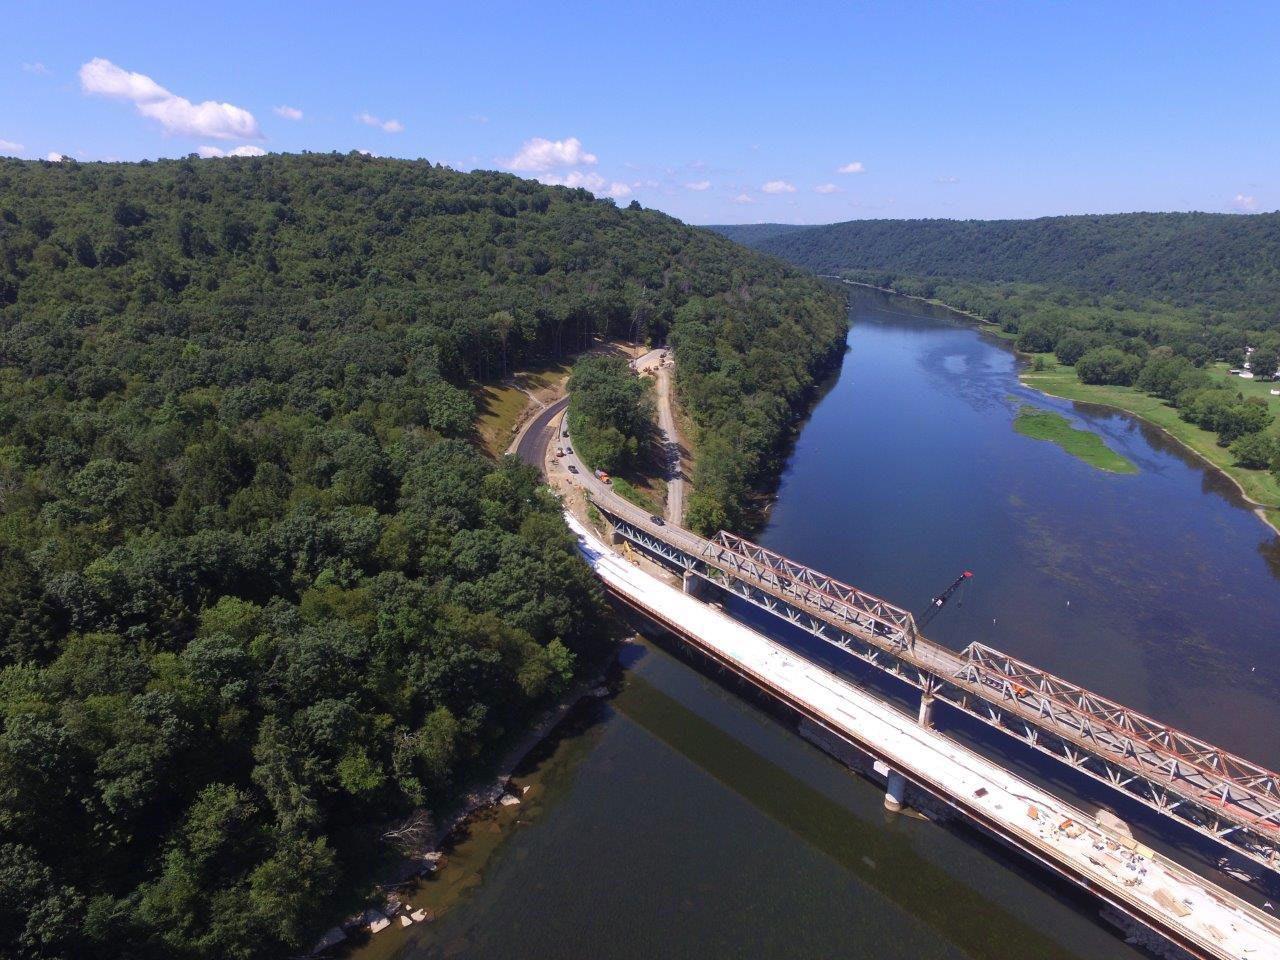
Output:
[
  {"xmin": 957, "ymin": 642, "xmax": 1280, "ymax": 830},
  {"xmin": 589, "ymin": 495, "xmax": 1280, "ymax": 872},
  {"xmin": 704, "ymin": 531, "xmax": 918, "ymax": 643}
]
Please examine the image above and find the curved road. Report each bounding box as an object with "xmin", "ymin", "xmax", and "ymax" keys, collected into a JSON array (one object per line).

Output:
[
  {"xmin": 517, "ymin": 350, "xmax": 686, "ymax": 525},
  {"xmin": 514, "ymin": 395, "xmax": 569, "ymax": 468}
]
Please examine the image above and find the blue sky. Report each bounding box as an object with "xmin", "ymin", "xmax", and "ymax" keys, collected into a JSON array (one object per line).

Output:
[{"xmin": 2, "ymin": 0, "xmax": 1277, "ymax": 224}]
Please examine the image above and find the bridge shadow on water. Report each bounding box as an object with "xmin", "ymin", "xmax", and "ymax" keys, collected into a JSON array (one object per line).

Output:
[
  {"xmin": 619, "ymin": 626, "xmax": 1158, "ymax": 960},
  {"xmin": 704, "ymin": 590, "xmax": 1280, "ymax": 910}
]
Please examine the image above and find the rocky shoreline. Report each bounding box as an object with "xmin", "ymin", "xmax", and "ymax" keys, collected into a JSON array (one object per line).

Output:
[{"xmin": 308, "ymin": 671, "xmax": 617, "ymax": 956}]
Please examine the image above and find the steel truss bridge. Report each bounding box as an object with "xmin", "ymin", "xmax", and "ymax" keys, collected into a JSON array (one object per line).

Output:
[{"xmin": 592, "ymin": 497, "xmax": 1280, "ymax": 876}]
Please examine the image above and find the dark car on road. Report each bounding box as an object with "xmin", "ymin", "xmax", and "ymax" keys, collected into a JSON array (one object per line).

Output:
[
  {"xmin": 568, "ymin": 465, "xmax": 579, "ymax": 474},
  {"xmin": 650, "ymin": 515, "xmax": 664, "ymax": 525}
]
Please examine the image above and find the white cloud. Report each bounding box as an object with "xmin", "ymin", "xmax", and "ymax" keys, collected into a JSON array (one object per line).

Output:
[
  {"xmin": 1233, "ymin": 194, "xmax": 1258, "ymax": 211},
  {"xmin": 470, "ymin": 113, "xmax": 489, "ymax": 124},
  {"xmin": 684, "ymin": 179, "xmax": 711, "ymax": 191},
  {"xmin": 0, "ymin": 139, "xmax": 23, "ymax": 155},
  {"xmin": 762, "ymin": 180, "xmax": 796, "ymax": 194},
  {"xmin": 540, "ymin": 170, "xmax": 604, "ymax": 190},
  {"xmin": 814, "ymin": 183, "xmax": 843, "ymax": 194},
  {"xmin": 503, "ymin": 136, "xmax": 597, "ymax": 172},
  {"xmin": 935, "ymin": 175, "xmax": 959, "ymax": 184},
  {"xmin": 356, "ymin": 111, "xmax": 403, "ymax": 133},
  {"xmin": 274, "ymin": 105, "xmax": 303, "ymax": 120},
  {"xmin": 733, "ymin": 193, "xmax": 755, "ymax": 204},
  {"xmin": 837, "ymin": 161, "xmax": 866, "ymax": 174},
  {"xmin": 46, "ymin": 152, "xmax": 65, "ymax": 162},
  {"xmin": 79, "ymin": 58, "xmax": 260, "ymax": 140},
  {"xmin": 633, "ymin": 179, "xmax": 660, "ymax": 189},
  {"xmin": 538, "ymin": 170, "xmax": 631, "ymax": 199},
  {"xmin": 357, "ymin": 149, "xmax": 378, "ymax": 157},
  {"xmin": 197, "ymin": 144, "xmax": 267, "ymax": 158},
  {"xmin": 22, "ymin": 62, "xmax": 48, "ymax": 75}
]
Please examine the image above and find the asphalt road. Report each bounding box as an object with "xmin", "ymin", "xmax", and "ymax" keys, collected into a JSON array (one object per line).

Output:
[
  {"xmin": 515, "ymin": 395, "xmax": 570, "ymax": 468},
  {"xmin": 512, "ymin": 348, "xmax": 691, "ymax": 544}
]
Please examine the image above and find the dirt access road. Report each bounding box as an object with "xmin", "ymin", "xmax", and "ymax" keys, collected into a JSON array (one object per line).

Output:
[
  {"xmin": 511, "ymin": 345, "xmax": 688, "ymax": 525},
  {"xmin": 632, "ymin": 348, "xmax": 687, "ymax": 525}
]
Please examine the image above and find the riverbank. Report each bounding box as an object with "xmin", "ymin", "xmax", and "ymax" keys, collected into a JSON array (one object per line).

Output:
[
  {"xmin": 326, "ymin": 650, "xmax": 621, "ymax": 958},
  {"xmin": 1020, "ymin": 364, "xmax": 1280, "ymax": 534},
  {"xmin": 842, "ymin": 281, "xmax": 1280, "ymax": 536},
  {"xmin": 829, "ymin": 278, "xmax": 994, "ymax": 325}
]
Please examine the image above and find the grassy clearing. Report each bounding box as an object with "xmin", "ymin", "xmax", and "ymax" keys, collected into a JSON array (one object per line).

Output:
[
  {"xmin": 474, "ymin": 382, "xmax": 533, "ymax": 457},
  {"xmin": 1012, "ymin": 404, "xmax": 1138, "ymax": 474},
  {"xmin": 474, "ymin": 358, "xmax": 574, "ymax": 458},
  {"xmin": 513, "ymin": 359, "xmax": 571, "ymax": 398},
  {"xmin": 610, "ymin": 476, "xmax": 661, "ymax": 514},
  {"xmin": 1021, "ymin": 359, "xmax": 1280, "ymax": 527}
]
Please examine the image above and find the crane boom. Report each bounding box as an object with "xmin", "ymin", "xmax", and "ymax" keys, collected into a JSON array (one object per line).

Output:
[{"xmin": 917, "ymin": 571, "xmax": 972, "ymax": 630}]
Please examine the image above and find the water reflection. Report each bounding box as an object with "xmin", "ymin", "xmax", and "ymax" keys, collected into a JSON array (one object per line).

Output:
[
  {"xmin": 387, "ymin": 641, "xmax": 1146, "ymax": 960},
  {"xmin": 760, "ymin": 288, "xmax": 1280, "ymax": 766}
]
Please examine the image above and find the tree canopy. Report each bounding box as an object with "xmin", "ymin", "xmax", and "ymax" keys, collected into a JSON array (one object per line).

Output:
[
  {"xmin": 0, "ymin": 152, "xmax": 845, "ymax": 958},
  {"xmin": 714, "ymin": 213, "xmax": 1280, "ymax": 319}
]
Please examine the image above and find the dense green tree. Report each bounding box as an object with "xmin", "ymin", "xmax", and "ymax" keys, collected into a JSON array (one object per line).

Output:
[
  {"xmin": 567, "ymin": 354, "xmax": 653, "ymax": 474},
  {"xmin": 718, "ymin": 212, "xmax": 1280, "ymax": 317},
  {"xmin": 0, "ymin": 152, "xmax": 844, "ymax": 959},
  {"xmin": 1230, "ymin": 431, "xmax": 1276, "ymax": 469},
  {"xmin": 1054, "ymin": 330, "xmax": 1104, "ymax": 366},
  {"xmin": 1250, "ymin": 348, "xmax": 1279, "ymax": 381},
  {"xmin": 1075, "ymin": 347, "xmax": 1142, "ymax": 386}
]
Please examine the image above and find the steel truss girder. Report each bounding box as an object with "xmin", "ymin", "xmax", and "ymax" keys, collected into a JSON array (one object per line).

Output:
[
  {"xmin": 594, "ymin": 502, "xmax": 1280, "ymax": 875},
  {"xmin": 706, "ymin": 530, "xmax": 918, "ymax": 643}
]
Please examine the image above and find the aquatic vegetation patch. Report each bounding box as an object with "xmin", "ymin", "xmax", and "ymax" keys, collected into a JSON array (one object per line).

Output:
[{"xmin": 1013, "ymin": 405, "xmax": 1138, "ymax": 474}]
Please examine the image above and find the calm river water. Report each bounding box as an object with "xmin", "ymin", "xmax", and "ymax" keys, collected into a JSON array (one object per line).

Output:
[{"xmin": 371, "ymin": 288, "xmax": 1280, "ymax": 959}]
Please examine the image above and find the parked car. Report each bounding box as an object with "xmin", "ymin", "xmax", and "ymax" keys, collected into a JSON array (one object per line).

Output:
[
  {"xmin": 650, "ymin": 515, "xmax": 665, "ymax": 526},
  {"xmin": 567, "ymin": 465, "xmax": 578, "ymax": 474}
]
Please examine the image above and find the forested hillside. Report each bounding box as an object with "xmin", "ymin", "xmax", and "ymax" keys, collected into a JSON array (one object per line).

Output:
[
  {"xmin": 715, "ymin": 211, "xmax": 1280, "ymax": 497},
  {"xmin": 701, "ymin": 222, "xmax": 811, "ymax": 247},
  {"xmin": 723, "ymin": 213, "xmax": 1280, "ymax": 319},
  {"xmin": 0, "ymin": 152, "xmax": 846, "ymax": 959}
]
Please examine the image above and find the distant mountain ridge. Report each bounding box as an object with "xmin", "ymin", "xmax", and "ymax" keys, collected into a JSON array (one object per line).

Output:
[
  {"xmin": 702, "ymin": 222, "xmax": 811, "ymax": 247},
  {"xmin": 707, "ymin": 213, "xmax": 1280, "ymax": 315}
]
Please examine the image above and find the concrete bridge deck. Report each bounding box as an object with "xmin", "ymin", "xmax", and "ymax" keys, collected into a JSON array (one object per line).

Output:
[
  {"xmin": 587, "ymin": 481, "xmax": 1280, "ymax": 877},
  {"xmin": 565, "ymin": 511, "xmax": 1280, "ymax": 960}
]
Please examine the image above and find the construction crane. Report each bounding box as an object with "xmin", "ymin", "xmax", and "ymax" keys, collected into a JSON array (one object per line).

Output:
[{"xmin": 917, "ymin": 571, "xmax": 972, "ymax": 631}]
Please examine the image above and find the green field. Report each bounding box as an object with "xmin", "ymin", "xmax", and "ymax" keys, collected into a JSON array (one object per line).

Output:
[
  {"xmin": 610, "ymin": 476, "xmax": 663, "ymax": 514},
  {"xmin": 1021, "ymin": 359, "xmax": 1280, "ymax": 528},
  {"xmin": 474, "ymin": 358, "xmax": 573, "ymax": 457},
  {"xmin": 1012, "ymin": 404, "xmax": 1138, "ymax": 474}
]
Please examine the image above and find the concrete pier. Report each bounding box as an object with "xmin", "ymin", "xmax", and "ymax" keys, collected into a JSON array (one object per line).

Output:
[
  {"xmin": 682, "ymin": 571, "xmax": 705, "ymax": 597},
  {"xmin": 565, "ymin": 509, "xmax": 1280, "ymax": 960},
  {"xmin": 918, "ymin": 693, "xmax": 935, "ymax": 729},
  {"xmin": 884, "ymin": 769, "xmax": 906, "ymax": 812}
]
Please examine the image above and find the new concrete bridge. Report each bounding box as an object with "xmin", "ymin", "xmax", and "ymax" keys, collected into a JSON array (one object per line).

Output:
[{"xmin": 518, "ymin": 394, "xmax": 1280, "ymax": 960}]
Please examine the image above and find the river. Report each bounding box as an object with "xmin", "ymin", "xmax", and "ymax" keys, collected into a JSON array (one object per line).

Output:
[{"xmin": 356, "ymin": 288, "xmax": 1280, "ymax": 959}]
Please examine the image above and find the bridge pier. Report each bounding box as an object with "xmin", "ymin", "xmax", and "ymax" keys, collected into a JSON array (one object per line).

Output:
[
  {"xmin": 608, "ymin": 522, "xmax": 624, "ymax": 546},
  {"xmin": 682, "ymin": 571, "xmax": 705, "ymax": 597},
  {"xmin": 918, "ymin": 693, "xmax": 935, "ymax": 729},
  {"xmin": 884, "ymin": 769, "xmax": 907, "ymax": 812}
]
